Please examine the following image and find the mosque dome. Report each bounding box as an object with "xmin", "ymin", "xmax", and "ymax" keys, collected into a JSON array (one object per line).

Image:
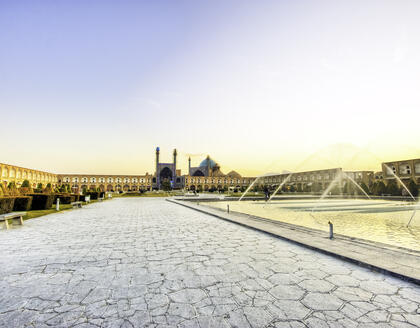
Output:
[
  {"xmin": 199, "ymin": 157, "xmax": 217, "ymax": 168},
  {"xmin": 227, "ymin": 170, "xmax": 242, "ymax": 178}
]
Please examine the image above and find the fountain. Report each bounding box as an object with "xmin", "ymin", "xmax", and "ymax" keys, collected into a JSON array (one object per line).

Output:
[
  {"xmin": 266, "ymin": 173, "xmax": 293, "ymax": 203},
  {"xmin": 202, "ymin": 143, "xmax": 420, "ymax": 250},
  {"xmin": 341, "ymin": 172, "xmax": 371, "ymax": 199},
  {"xmin": 238, "ymin": 173, "xmax": 281, "ymax": 201},
  {"xmin": 238, "ymin": 176, "xmax": 261, "ymax": 201},
  {"xmin": 406, "ymin": 199, "xmax": 420, "ymax": 227},
  {"xmin": 382, "ymin": 164, "xmax": 419, "ymax": 227},
  {"xmin": 383, "ymin": 164, "xmax": 416, "ymax": 201},
  {"xmin": 310, "ymin": 174, "xmax": 342, "ymax": 214}
]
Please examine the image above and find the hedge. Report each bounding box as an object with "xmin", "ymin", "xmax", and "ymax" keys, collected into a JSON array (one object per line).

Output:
[
  {"xmin": 29, "ymin": 194, "xmax": 55, "ymax": 210},
  {"xmin": 13, "ymin": 196, "xmax": 33, "ymax": 211},
  {"xmin": 86, "ymin": 191, "xmax": 100, "ymax": 200},
  {"xmin": 54, "ymin": 195, "xmax": 75, "ymax": 205},
  {"xmin": 0, "ymin": 197, "xmax": 15, "ymax": 214}
]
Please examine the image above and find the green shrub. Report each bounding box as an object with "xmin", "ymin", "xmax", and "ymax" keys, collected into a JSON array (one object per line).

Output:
[
  {"xmin": 0, "ymin": 197, "xmax": 15, "ymax": 214},
  {"xmin": 29, "ymin": 194, "xmax": 55, "ymax": 210},
  {"xmin": 34, "ymin": 183, "xmax": 43, "ymax": 193},
  {"xmin": 13, "ymin": 196, "xmax": 33, "ymax": 211},
  {"xmin": 21, "ymin": 180, "xmax": 30, "ymax": 188},
  {"xmin": 7, "ymin": 182, "xmax": 20, "ymax": 196},
  {"xmin": 44, "ymin": 184, "xmax": 54, "ymax": 194}
]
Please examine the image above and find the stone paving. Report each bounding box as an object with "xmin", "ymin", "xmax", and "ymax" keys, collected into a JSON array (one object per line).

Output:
[{"xmin": 0, "ymin": 198, "xmax": 419, "ymax": 328}]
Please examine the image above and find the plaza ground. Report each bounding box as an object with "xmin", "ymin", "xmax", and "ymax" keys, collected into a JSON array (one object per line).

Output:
[{"xmin": 0, "ymin": 198, "xmax": 419, "ymax": 328}]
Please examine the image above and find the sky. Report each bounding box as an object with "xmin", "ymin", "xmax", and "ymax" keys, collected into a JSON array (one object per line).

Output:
[{"xmin": 1, "ymin": 0, "xmax": 420, "ymax": 176}]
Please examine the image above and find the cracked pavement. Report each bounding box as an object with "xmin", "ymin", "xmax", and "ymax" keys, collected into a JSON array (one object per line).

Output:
[{"xmin": 0, "ymin": 198, "xmax": 419, "ymax": 327}]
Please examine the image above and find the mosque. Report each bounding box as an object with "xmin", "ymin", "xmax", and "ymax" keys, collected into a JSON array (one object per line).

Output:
[{"xmin": 153, "ymin": 147, "xmax": 254, "ymax": 191}]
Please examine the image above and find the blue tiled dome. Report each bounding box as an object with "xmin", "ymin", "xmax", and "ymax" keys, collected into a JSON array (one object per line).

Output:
[{"xmin": 199, "ymin": 157, "xmax": 217, "ymax": 168}]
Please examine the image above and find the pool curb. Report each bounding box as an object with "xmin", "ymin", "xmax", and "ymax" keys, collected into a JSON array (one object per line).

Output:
[{"xmin": 167, "ymin": 198, "xmax": 420, "ymax": 286}]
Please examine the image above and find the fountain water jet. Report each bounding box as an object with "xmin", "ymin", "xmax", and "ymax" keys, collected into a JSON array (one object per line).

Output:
[
  {"xmin": 238, "ymin": 176, "xmax": 262, "ymax": 201},
  {"xmin": 310, "ymin": 173, "xmax": 343, "ymax": 214},
  {"xmin": 383, "ymin": 164, "xmax": 416, "ymax": 201},
  {"xmin": 267, "ymin": 173, "xmax": 293, "ymax": 203},
  {"xmin": 406, "ymin": 200, "xmax": 420, "ymax": 227},
  {"xmin": 238, "ymin": 173, "xmax": 281, "ymax": 201},
  {"xmin": 341, "ymin": 172, "xmax": 371, "ymax": 199}
]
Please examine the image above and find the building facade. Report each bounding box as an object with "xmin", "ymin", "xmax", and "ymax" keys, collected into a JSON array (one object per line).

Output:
[
  {"xmin": 256, "ymin": 168, "xmax": 373, "ymax": 192},
  {"xmin": 3, "ymin": 154, "xmax": 418, "ymax": 193},
  {"xmin": 57, "ymin": 174, "xmax": 154, "ymax": 193},
  {"xmin": 382, "ymin": 158, "xmax": 420, "ymax": 184},
  {"xmin": 0, "ymin": 163, "xmax": 58, "ymax": 188}
]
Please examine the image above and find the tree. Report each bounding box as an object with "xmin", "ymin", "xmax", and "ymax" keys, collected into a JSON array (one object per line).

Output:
[
  {"xmin": 372, "ymin": 181, "xmax": 386, "ymax": 195},
  {"xmin": 161, "ymin": 180, "xmax": 172, "ymax": 191},
  {"xmin": 360, "ymin": 182, "xmax": 370, "ymax": 195},
  {"xmin": 386, "ymin": 181, "xmax": 401, "ymax": 196},
  {"xmin": 408, "ymin": 179, "xmax": 419, "ymax": 198},
  {"xmin": 44, "ymin": 183, "xmax": 53, "ymax": 194},
  {"xmin": 7, "ymin": 182, "xmax": 19, "ymax": 196},
  {"xmin": 21, "ymin": 180, "xmax": 30, "ymax": 188},
  {"xmin": 19, "ymin": 179, "xmax": 33, "ymax": 195}
]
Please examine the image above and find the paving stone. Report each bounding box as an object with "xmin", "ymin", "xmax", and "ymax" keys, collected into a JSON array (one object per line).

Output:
[
  {"xmin": 302, "ymin": 292, "xmax": 343, "ymax": 311},
  {"xmin": 269, "ymin": 284, "xmax": 305, "ymax": 300},
  {"xmin": 268, "ymin": 300, "xmax": 310, "ymax": 320},
  {"xmin": 169, "ymin": 288, "xmax": 207, "ymax": 304},
  {"xmin": 298, "ymin": 279, "xmax": 335, "ymax": 292},
  {"xmin": 0, "ymin": 198, "xmax": 418, "ymax": 328}
]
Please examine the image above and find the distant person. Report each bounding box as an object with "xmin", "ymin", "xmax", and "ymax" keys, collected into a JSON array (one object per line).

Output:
[{"xmin": 264, "ymin": 187, "xmax": 270, "ymax": 201}]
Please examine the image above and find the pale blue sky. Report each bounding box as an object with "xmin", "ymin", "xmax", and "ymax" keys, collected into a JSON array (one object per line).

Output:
[{"xmin": 1, "ymin": 0, "xmax": 419, "ymax": 175}]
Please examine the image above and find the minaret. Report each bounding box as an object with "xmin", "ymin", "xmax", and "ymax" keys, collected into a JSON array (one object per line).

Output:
[
  {"xmin": 173, "ymin": 149, "xmax": 177, "ymax": 180},
  {"xmin": 188, "ymin": 157, "xmax": 191, "ymax": 175},
  {"xmin": 206, "ymin": 155, "xmax": 211, "ymax": 176},
  {"xmin": 156, "ymin": 147, "xmax": 160, "ymax": 188}
]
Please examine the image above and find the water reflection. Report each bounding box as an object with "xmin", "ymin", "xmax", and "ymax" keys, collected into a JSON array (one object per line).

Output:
[{"xmin": 202, "ymin": 199, "xmax": 420, "ymax": 251}]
